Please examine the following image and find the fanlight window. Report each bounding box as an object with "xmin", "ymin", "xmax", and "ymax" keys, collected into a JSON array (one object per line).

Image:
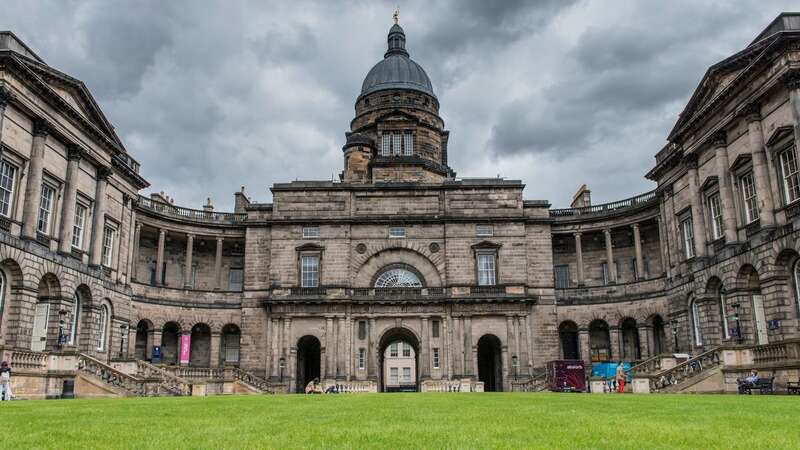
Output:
[{"xmin": 374, "ymin": 268, "xmax": 422, "ymax": 288}]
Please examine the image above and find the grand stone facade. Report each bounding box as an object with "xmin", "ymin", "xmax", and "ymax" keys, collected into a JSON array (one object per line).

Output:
[{"xmin": 2, "ymin": 14, "xmax": 800, "ymax": 397}]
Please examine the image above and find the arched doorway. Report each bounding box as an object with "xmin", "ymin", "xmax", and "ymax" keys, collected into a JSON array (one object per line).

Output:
[
  {"xmin": 71, "ymin": 285, "xmax": 91, "ymax": 349},
  {"xmin": 559, "ymin": 321, "xmax": 579, "ymax": 360},
  {"xmin": 190, "ymin": 323, "xmax": 211, "ymax": 367},
  {"xmin": 135, "ymin": 319, "xmax": 153, "ymax": 360},
  {"xmin": 477, "ymin": 334, "xmax": 503, "ymax": 392},
  {"xmin": 0, "ymin": 259, "xmax": 23, "ymax": 347},
  {"xmin": 221, "ymin": 324, "xmax": 241, "ymax": 366},
  {"xmin": 378, "ymin": 327, "xmax": 420, "ymax": 392},
  {"xmin": 32, "ymin": 274, "xmax": 60, "ymax": 352},
  {"xmin": 620, "ymin": 318, "xmax": 640, "ymax": 361},
  {"xmin": 589, "ymin": 320, "xmax": 610, "ymax": 362},
  {"xmin": 296, "ymin": 335, "xmax": 321, "ymax": 393},
  {"xmin": 162, "ymin": 322, "xmax": 180, "ymax": 365},
  {"xmin": 740, "ymin": 265, "xmax": 768, "ymax": 345},
  {"xmin": 651, "ymin": 315, "xmax": 667, "ymax": 355}
]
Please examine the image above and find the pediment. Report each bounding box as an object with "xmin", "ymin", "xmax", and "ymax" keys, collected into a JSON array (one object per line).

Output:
[
  {"xmin": 375, "ymin": 109, "xmax": 420, "ymax": 125},
  {"xmin": 765, "ymin": 125, "xmax": 794, "ymax": 148},
  {"xmin": 729, "ymin": 154, "xmax": 752, "ymax": 172},
  {"xmin": 470, "ymin": 240, "xmax": 502, "ymax": 250},
  {"xmin": 700, "ymin": 175, "xmax": 719, "ymax": 191}
]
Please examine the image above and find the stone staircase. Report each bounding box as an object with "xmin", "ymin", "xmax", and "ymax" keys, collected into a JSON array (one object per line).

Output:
[
  {"xmin": 637, "ymin": 347, "xmax": 724, "ymax": 393},
  {"xmin": 510, "ymin": 372, "xmax": 547, "ymax": 392},
  {"xmin": 77, "ymin": 353, "xmax": 190, "ymax": 397}
]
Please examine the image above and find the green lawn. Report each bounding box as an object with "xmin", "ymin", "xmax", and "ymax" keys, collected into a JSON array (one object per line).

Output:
[{"xmin": 3, "ymin": 393, "xmax": 798, "ymax": 449}]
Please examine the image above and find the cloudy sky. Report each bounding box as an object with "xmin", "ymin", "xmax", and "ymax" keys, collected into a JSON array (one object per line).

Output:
[{"xmin": 3, "ymin": 0, "xmax": 797, "ymax": 209}]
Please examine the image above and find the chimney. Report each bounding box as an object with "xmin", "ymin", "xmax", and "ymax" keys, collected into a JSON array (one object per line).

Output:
[
  {"xmin": 234, "ymin": 186, "xmax": 250, "ymax": 213},
  {"xmin": 570, "ymin": 184, "xmax": 591, "ymax": 208}
]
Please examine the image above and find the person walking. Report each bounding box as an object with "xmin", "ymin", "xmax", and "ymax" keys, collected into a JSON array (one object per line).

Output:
[
  {"xmin": 616, "ymin": 362, "xmax": 626, "ymax": 394},
  {"xmin": 0, "ymin": 361, "xmax": 11, "ymax": 401}
]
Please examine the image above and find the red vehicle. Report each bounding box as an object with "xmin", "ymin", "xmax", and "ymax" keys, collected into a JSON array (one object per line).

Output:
[{"xmin": 546, "ymin": 360, "xmax": 586, "ymax": 392}]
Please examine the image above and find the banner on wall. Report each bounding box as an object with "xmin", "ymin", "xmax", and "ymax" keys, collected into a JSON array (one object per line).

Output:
[{"xmin": 179, "ymin": 333, "xmax": 191, "ymax": 364}]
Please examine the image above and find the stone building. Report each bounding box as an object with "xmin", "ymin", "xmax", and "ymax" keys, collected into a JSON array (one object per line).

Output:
[{"xmin": 2, "ymin": 13, "xmax": 800, "ymax": 397}]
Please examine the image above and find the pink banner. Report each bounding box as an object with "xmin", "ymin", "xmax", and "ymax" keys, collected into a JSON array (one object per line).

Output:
[{"xmin": 179, "ymin": 333, "xmax": 191, "ymax": 364}]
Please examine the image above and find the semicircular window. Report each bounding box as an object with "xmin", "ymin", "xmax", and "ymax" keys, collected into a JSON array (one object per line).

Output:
[{"xmin": 374, "ymin": 268, "xmax": 423, "ymax": 288}]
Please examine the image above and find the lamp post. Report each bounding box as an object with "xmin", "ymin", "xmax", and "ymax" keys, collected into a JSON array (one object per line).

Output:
[
  {"xmin": 670, "ymin": 319, "xmax": 679, "ymax": 352},
  {"xmin": 512, "ymin": 355, "xmax": 519, "ymax": 381},
  {"xmin": 57, "ymin": 309, "xmax": 68, "ymax": 349},
  {"xmin": 119, "ymin": 324, "xmax": 128, "ymax": 359},
  {"xmin": 279, "ymin": 357, "xmax": 286, "ymax": 383},
  {"xmin": 732, "ymin": 303, "xmax": 742, "ymax": 344}
]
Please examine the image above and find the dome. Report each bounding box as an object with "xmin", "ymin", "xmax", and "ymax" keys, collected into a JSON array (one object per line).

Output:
[{"xmin": 359, "ymin": 23, "xmax": 436, "ymax": 99}]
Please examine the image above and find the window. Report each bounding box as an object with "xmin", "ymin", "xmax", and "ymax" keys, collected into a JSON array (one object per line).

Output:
[
  {"xmin": 381, "ymin": 134, "xmax": 390, "ymax": 156},
  {"xmin": 691, "ymin": 299, "xmax": 702, "ymax": 347},
  {"xmin": 403, "ymin": 367, "xmax": 411, "ymax": 381},
  {"xmin": 476, "ymin": 225, "xmax": 493, "ymax": 237},
  {"xmin": 374, "ymin": 268, "xmax": 422, "ymax": 288},
  {"xmin": 720, "ymin": 292, "xmax": 730, "ymax": 340},
  {"xmin": 390, "ymin": 342, "xmax": 398, "ymax": 357},
  {"xmin": 37, "ymin": 184, "xmax": 55, "ymax": 234},
  {"xmin": 431, "ymin": 320, "xmax": 440, "ymax": 338},
  {"xmin": 779, "ymin": 147, "xmax": 800, "ymax": 204},
  {"xmin": 102, "ymin": 225, "xmax": 116, "ymax": 267},
  {"xmin": 739, "ymin": 173, "xmax": 759, "ymax": 224},
  {"xmin": 389, "ymin": 227, "xmax": 405, "ymax": 238},
  {"xmin": 0, "ymin": 161, "xmax": 17, "ymax": 217},
  {"xmin": 72, "ymin": 203, "xmax": 87, "ymax": 249},
  {"xmin": 302, "ymin": 226, "xmax": 320, "ymax": 239},
  {"xmin": 358, "ymin": 321, "xmax": 367, "ymax": 340},
  {"xmin": 97, "ymin": 304, "xmax": 109, "ymax": 351},
  {"xmin": 402, "ymin": 343, "xmax": 411, "ymax": 357},
  {"xmin": 601, "ymin": 261, "xmax": 617, "ymax": 285},
  {"xmin": 392, "ymin": 133, "xmax": 401, "ymax": 156},
  {"xmin": 70, "ymin": 292, "xmax": 81, "ymax": 345},
  {"xmin": 433, "ymin": 348, "xmax": 440, "ymax": 369},
  {"xmin": 403, "ymin": 132, "xmax": 414, "ymax": 156},
  {"xmin": 300, "ymin": 255, "xmax": 319, "ymax": 288},
  {"xmin": 682, "ymin": 217, "xmax": 695, "ymax": 259},
  {"xmin": 358, "ymin": 348, "xmax": 366, "ymax": 369},
  {"xmin": 707, "ymin": 193, "xmax": 723, "ymax": 240},
  {"xmin": 794, "ymin": 261, "xmax": 800, "ymax": 316},
  {"xmin": 477, "ymin": 252, "xmax": 496, "ymax": 286},
  {"xmin": 390, "ymin": 367, "xmax": 398, "ymax": 383},
  {"xmin": 229, "ymin": 268, "xmax": 244, "ymax": 291},
  {"xmin": 554, "ymin": 265, "xmax": 569, "ymax": 289}
]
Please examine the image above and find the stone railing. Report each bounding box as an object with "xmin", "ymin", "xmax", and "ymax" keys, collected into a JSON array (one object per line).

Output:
[
  {"xmin": 550, "ymin": 190, "xmax": 658, "ymax": 219},
  {"xmin": 420, "ymin": 379, "xmax": 484, "ymax": 392},
  {"xmin": 555, "ymin": 276, "xmax": 666, "ymax": 304},
  {"xmin": 160, "ymin": 366, "xmax": 224, "ymax": 380},
  {"xmin": 10, "ymin": 349, "xmax": 49, "ymax": 371},
  {"xmin": 629, "ymin": 354, "xmax": 664, "ymax": 375},
  {"xmin": 136, "ymin": 360, "xmax": 191, "ymax": 396},
  {"xmin": 751, "ymin": 339, "xmax": 800, "ymax": 365},
  {"xmin": 228, "ymin": 367, "xmax": 275, "ymax": 393},
  {"xmin": 648, "ymin": 347, "xmax": 723, "ymax": 392},
  {"xmin": 78, "ymin": 353, "xmax": 148, "ymax": 396},
  {"xmin": 137, "ymin": 195, "xmax": 246, "ymax": 225},
  {"xmin": 510, "ymin": 373, "xmax": 547, "ymax": 392},
  {"xmin": 321, "ymin": 380, "xmax": 377, "ymax": 393}
]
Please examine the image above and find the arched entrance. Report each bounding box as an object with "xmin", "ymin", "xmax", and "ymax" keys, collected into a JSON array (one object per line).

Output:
[
  {"xmin": 559, "ymin": 321, "xmax": 579, "ymax": 360},
  {"xmin": 32, "ymin": 274, "xmax": 60, "ymax": 352},
  {"xmin": 651, "ymin": 315, "xmax": 667, "ymax": 355},
  {"xmin": 620, "ymin": 318, "xmax": 640, "ymax": 361},
  {"xmin": 162, "ymin": 322, "xmax": 180, "ymax": 365},
  {"xmin": 296, "ymin": 335, "xmax": 321, "ymax": 393},
  {"xmin": 589, "ymin": 320, "xmax": 610, "ymax": 362},
  {"xmin": 477, "ymin": 334, "xmax": 503, "ymax": 392},
  {"xmin": 740, "ymin": 265, "xmax": 768, "ymax": 345},
  {"xmin": 190, "ymin": 323, "xmax": 211, "ymax": 367},
  {"xmin": 135, "ymin": 319, "xmax": 153, "ymax": 360},
  {"xmin": 378, "ymin": 327, "xmax": 420, "ymax": 392}
]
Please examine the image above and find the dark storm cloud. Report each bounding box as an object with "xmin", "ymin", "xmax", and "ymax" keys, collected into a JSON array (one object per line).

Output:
[{"xmin": 2, "ymin": 0, "xmax": 798, "ymax": 208}]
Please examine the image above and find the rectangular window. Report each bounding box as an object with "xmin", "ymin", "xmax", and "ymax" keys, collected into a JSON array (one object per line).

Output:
[
  {"xmin": 358, "ymin": 348, "xmax": 366, "ymax": 370},
  {"xmin": 682, "ymin": 217, "xmax": 695, "ymax": 259},
  {"xmin": 707, "ymin": 193, "xmax": 723, "ymax": 240},
  {"xmin": 302, "ymin": 226, "xmax": 320, "ymax": 239},
  {"xmin": 476, "ymin": 225, "xmax": 493, "ymax": 237},
  {"xmin": 300, "ymin": 255, "xmax": 320, "ymax": 288},
  {"xmin": 102, "ymin": 225, "xmax": 116, "ymax": 267},
  {"xmin": 554, "ymin": 265, "xmax": 569, "ymax": 289},
  {"xmin": 390, "ymin": 367, "xmax": 398, "ymax": 383},
  {"xmin": 739, "ymin": 173, "xmax": 759, "ymax": 224},
  {"xmin": 358, "ymin": 321, "xmax": 367, "ymax": 340},
  {"xmin": 389, "ymin": 227, "xmax": 405, "ymax": 238},
  {"xmin": 403, "ymin": 132, "xmax": 414, "ymax": 156},
  {"xmin": 433, "ymin": 348, "xmax": 440, "ymax": 369},
  {"xmin": 37, "ymin": 184, "xmax": 55, "ymax": 234},
  {"xmin": 402, "ymin": 343, "xmax": 411, "ymax": 357},
  {"xmin": 392, "ymin": 133, "xmax": 401, "ymax": 156},
  {"xmin": 0, "ymin": 161, "xmax": 17, "ymax": 218},
  {"xmin": 431, "ymin": 320, "xmax": 440, "ymax": 338},
  {"xmin": 228, "ymin": 268, "xmax": 244, "ymax": 291},
  {"xmin": 477, "ymin": 252, "xmax": 497, "ymax": 286},
  {"xmin": 72, "ymin": 203, "xmax": 87, "ymax": 249},
  {"xmin": 381, "ymin": 134, "xmax": 391, "ymax": 156},
  {"xmin": 780, "ymin": 147, "xmax": 800, "ymax": 204},
  {"xmin": 403, "ymin": 367, "xmax": 411, "ymax": 381},
  {"xmin": 390, "ymin": 343, "xmax": 398, "ymax": 358}
]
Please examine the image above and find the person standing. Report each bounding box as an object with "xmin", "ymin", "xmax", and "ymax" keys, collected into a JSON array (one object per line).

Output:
[
  {"xmin": 0, "ymin": 361, "xmax": 11, "ymax": 401},
  {"xmin": 616, "ymin": 362, "xmax": 626, "ymax": 394}
]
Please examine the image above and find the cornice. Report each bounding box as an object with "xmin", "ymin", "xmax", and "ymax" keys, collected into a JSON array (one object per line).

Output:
[
  {"xmin": 0, "ymin": 84, "xmax": 14, "ymax": 107},
  {"xmin": 781, "ymin": 67, "xmax": 800, "ymax": 90},
  {"xmin": 32, "ymin": 117, "xmax": 50, "ymax": 137},
  {"xmin": 66, "ymin": 143, "xmax": 84, "ymax": 161},
  {"xmin": 711, "ymin": 129, "xmax": 727, "ymax": 148}
]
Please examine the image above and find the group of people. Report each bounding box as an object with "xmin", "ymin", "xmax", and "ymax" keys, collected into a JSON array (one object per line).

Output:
[
  {"xmin": 600, "ymin": 362, "xmax": 629, "ymax": 393},
  {"xmin": 304, "ymin": 378, "xmax": 339, "ymax": 394},
  {"xmin": 0, "ymin": 361, "xmax": 11, "ymax": 401}
]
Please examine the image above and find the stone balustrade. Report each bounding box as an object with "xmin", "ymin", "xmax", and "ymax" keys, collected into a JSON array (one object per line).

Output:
[
  {"xmin": 752, "ymin": 339, "xmax": 800, "ymax": 364},
  {"xmin": 510, "ymin": 374, "xmax": 547, "ymax": 392},
  {"xmin": 321, "ymin": 380, "xmax": 377, "ymax": 393},
  {"xmin": 228, "ymin": 367, "xmax": 276, "ymax": 393},
  {"xmin": 159, "ymin": 366, "xmax": 224, "ymax": 380},
  {"xmin": 10, "ymin": 349, "xmax": 49, "ymax": 371},
  {"xmin": 645, "ymin": 347, "xmax": 723, "ymax": 393},
  {"xmin": 420, "ymin": 379, "xmax": 483, "ymax": 392}
]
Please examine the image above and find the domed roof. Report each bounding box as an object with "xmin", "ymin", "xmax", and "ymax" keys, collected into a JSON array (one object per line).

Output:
[{"xmin": 360, "ymin": 24, "xmax": 436, "ymax": 99}]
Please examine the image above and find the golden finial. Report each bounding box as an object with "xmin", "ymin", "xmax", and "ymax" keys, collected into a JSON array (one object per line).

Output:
[{"xmin": 393, "ymin": 7, "xmax": 400, "ymax": 25}]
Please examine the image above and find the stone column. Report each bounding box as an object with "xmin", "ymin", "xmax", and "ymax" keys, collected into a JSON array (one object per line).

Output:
[
  {"xmin": 524, "ymin": 314, "xmax": 534, "ymax": 375},
  {"xmin": 270, "ymin": 318, "xmax": 280, "ymax": 377},
  {"xmin": 21, "ymin": 118, "xmax": 49, "ymax": 239},
  {"xmin": 632, "ymin": 223, "xmax": 644, "ymax": 279},
  {"xmin": 131, "ymin": 222, "xmax": 141, "ymax": 281},
  {"xmin": 444, "ymin": 314, "xmax": 453, "ymax": 379},
  {"xmin": 420, "ymin": 316, "xmax": 429, "ymax": 379},
  {"xmin": 463, "ymin": 315, "xmax": 472, "ymax": 377},
  {"xmin": 214, "ymin": 237, "xmax": 224, "ymax": 290},
  {"xmin": 579, "ymin": 328, "xmax": 590, "ymax": 366},
  {"xmin": 574, "ymin": 232, "xmax": 584, "ymax": 285},
  {"xmin": 610, "ymin": 327, "xmax": 621, "ymax": 361},
  {"xmin": 504, "ymin": 315, "xmax": 514, "ymax": 383},
  {"xmin": 686, "ymin": 155, "xmax": 707, "ymax": 257},
  {"xmin": 638, "ymin": 325, "xmax": 651, "ymax": 359},
  {"xmin": 325, "ymin": 316, "xmax": 334, "ymax": 378},
  {"xmin": 744, "ymin": 103, "xmax": 776, "ymax": 228},
  {"xmin": 210, "ymin": 331, "xmax": 221, "ymax": 367},
  {"xmin": 0, "ymin": 86, "xmax": 13, "ymax": 149},
  {"xmin": 603, "ymin": 228, "xmax": 616, "ymax": 283},
  {"xmin": 156, "ymin": 228, "xmax": 166, "ymax": 285},
  {"xmin": 368, "ymin": 317, "xmax": 377, "ymax": 379},
  {"xmin": 452, "ymin": 316, "xmax": 462, "ymax": 376},
  {"xmin": 337, "ymin": 316, "xmax": 346, "ymax": 378},
  {"xmin": 712, "ymin": 131, "xmax": 738, "ymax": 244},
  {"xmin": 58, "ymin": 145, "xmax": 84, "ymax": 254},
  {"xmin": 184, "ymin": 233, "xmax": 194, "ymax": 288},
  {"xmin": 89, "ymin": 166, "xmax": 112, "ymax": 266},
  {"xmin": 784, "ymin": 69, "xmax": 800, "ymax": 162}
]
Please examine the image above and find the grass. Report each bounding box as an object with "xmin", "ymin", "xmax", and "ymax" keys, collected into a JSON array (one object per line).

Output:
[{"xmin": 3, "ymin": 392, "xmax": 799, "ymax": 449}]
